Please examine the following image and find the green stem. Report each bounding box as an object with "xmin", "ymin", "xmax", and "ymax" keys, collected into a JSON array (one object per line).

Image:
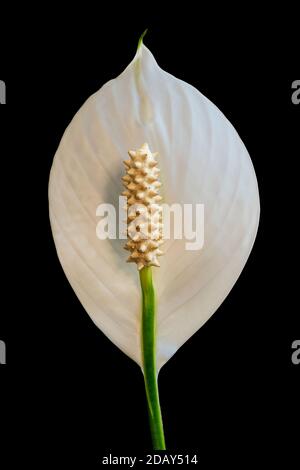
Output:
[{"xmin": 139, "ymin": 266, "xmax": 166, "ymax": 450}]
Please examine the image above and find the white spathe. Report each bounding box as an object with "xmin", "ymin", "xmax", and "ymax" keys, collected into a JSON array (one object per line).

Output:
[{"xmin": 49, "ymin": 44, "xmax": 260, "ymax": 370}]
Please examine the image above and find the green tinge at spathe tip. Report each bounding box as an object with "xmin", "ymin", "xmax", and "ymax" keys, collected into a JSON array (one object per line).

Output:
[{"xmin": 137, "ymin": 29, "xmax": 148, "ymax": 51}]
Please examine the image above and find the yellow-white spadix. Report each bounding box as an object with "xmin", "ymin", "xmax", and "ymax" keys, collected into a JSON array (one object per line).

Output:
[{"xmin": 123, "ymin": 143, "xmax": 163, "ymax": 270}]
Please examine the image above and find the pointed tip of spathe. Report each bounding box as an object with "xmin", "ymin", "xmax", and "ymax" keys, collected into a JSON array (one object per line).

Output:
[{"xmin": 137, "ymin": 29, "xmax": 148, "ymax": 52}]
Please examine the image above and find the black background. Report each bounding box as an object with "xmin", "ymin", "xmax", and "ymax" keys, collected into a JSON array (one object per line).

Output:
[{"xmin": 0, "ymin": 8, "xmax": 299, "ymax": 468}]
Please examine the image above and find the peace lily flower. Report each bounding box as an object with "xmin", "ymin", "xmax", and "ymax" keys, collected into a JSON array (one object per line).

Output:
[{"xmin": 49, "ymin": 32, "xmax": 260, "ymax": 449}]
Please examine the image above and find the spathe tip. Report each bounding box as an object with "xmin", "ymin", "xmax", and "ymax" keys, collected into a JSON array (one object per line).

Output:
[{"xmin": 137, "ymin": 29, "xmax": 148, "ymax": 52}]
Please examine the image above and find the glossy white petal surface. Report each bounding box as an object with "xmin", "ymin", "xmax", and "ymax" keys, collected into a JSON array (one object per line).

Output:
[{"xmin": 49, "ymin": 45, "xmax": 260, "ymax": 369}]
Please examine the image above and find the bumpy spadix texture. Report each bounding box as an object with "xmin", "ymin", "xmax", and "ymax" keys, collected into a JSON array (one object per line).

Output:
[
  {"xmin": 123, "ymin": 143, "xmax": 163, "ymax": 270},
  {"xmin": 49, "ymin": 44, "xmax": 260, "ymax": 370}
]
